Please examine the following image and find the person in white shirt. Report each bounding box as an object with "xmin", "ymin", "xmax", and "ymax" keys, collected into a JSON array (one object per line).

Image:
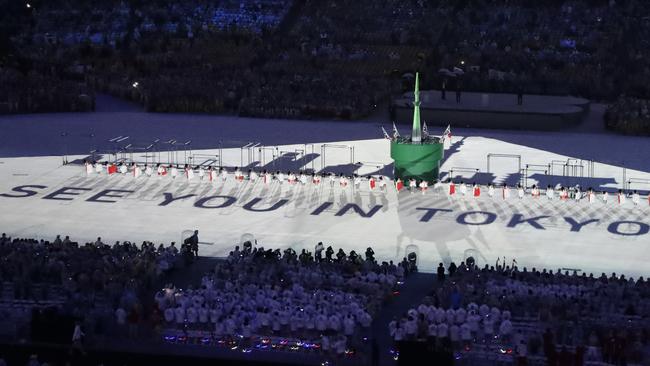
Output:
[
  {"xmin": 276, "ymin": 171, "xmax": 286, "ymax": 184},
  {"xmin": 437, "ymin": 322, "xmax": 448, "ymax": 340},
  {"xmin": 328, "ymin": 172, "xmax": 336, "ymax": 187},
  {"xmin": 617, "ymin": 189, "xmax": 626, "ymax": 205},
  {"xmin": 587, "ymin": 188, "xmax": 595, "ymax": 203},
  {"xmin": 313, "ymin": 173, "xmax": 321, "ymax": 185},
  {"xmin": 459, "ymin": 181, "xmax": 468, "ymax": 196},
  {"xmin": 602, "ymin": 190, "xmax": 609, "ymax": 203},
  {"xmin": 119, "ymin": 163, "xmax": 128, "ymax": 175},
  {"xmin": 85, "ymin": 160, "xmax": 94, "ymax": 175},
  {"xmin": 145, "ymin": 164, "xmax": 153, "ymax": 177},
  {"xmin": 433, "ymin": 179, "xmax": 442, "ymax": 194},
  {"xmin": 632, "ymin": 190, "xmax": 640, "ymax": 205},
  {"xmin": 133, "ymin": 163, "xmax": 142, "ymax": 178},
  {"xmin": 546, "ymin": 185, "xmax": 554, "ymax": 200},
  {"xmin": 299, "ymin": 172, "xmax": 308, "ymax": 185},
  {"xmin": 264, "ymin": 170, "xmax": 272, "ymax": 184},
  {"xmin": 288, "ymin": 171, "xmax": 297, "ymax": 184},
  {"xmin": 574, "ymin": 185, "xmax": 582, "ymax": 201},
  {"xmin": 209, "ymin": 167, "xmax": 218, "ymax": 182},
  {"xmin": 353, "ymin": 175, "xmax": 362, "ymax": 189},
  {"xmin": 170, "ymin": 165, "xmax": 178, "ymax": 179},
  {"xmin": 499, "ymin": 318, "xmax": 513, "ymax": 342},
  {"xmin": 419, "ymin": 180, "xmax": 428, "ymax": 194},
  {"xmin": 115, "ymin": 307, "xmax": 127, "ymax": 329},
  {"xmin": 219, "ymin": 167, "xmax": 228, "ymax": 181},
  {"xmin": 94, "ymin": 162, "xmax": 103, "ymax": 175},
  {"xmin": 198, "ymin": 166, "xmax": 205, "ymax": 180},
  {"xmin": 378, "ymin": 176, "xmax": 387, "ymax": 191},
  {"xmin": 531, "ymin": 185, "xmax": 540, "ymax": 198},
  {"xmin": 488, "ymin": 183, "xmax": 495, "ymax": 198},
  {"xmin": 517, "ymin": 184, "xmax": 525, "ymax": 199},
  {"xmin": 408, "ymin": 178, "xmax": 417, "ymax": 192},
  {"xmin": 339, "ymin": 174, "xmax": 348, "ymax": 188},
  {"xmin": 185, "ymin": 165, "xmax": 194, "ymax": 180},
  {"xmin": 249, "ymin": 169, "xmax": 258, "ymax": 182}
]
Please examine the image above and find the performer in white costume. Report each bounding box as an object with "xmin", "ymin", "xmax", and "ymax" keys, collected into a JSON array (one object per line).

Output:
[
  {"xmin": 617, "ymin": 189, "xmax": 625, "ymax": 205},
  {"xmin": 517, "ymin": 184, "xmax": 525, "ymax": 199},
  {"xmin": 85, "ymin": 161, "xmax": 94, "ymax": 175},
  {"xmin": 220, "ymin": 167, "xmax": 228, "ymax": 182},
  {"xmin": 531, "ymin": 185, "xmax": 540, "ymax": 198},
  {"xmin": 94, "ymin": 162, "xmax": 102, "ymax": 175},
  {"xmin": 408, "ymin": 178, "xmax": 417, "ymax": 192},
  {"xmin": 632, "ymin": 190, "xmax": 640, "ymax": 206},
  {"xmin": 459, "ymin": 181, "xmax": 468, "ymax": 196},
  {"xmin": 277, "ymin": 171, "xmax": 286, "ymax": 184},
  {"xmin": 249, "ymin": 169, "xmax": 258, "ymax": 182},
  {"xmin": 119, "ymin": 163, "xmax": 128, "ymax": 175},
  {"xmin": 419, "ymin": 180, "xmax": 428, "ymax": 194},
  {"xmin": 602, "ymin": 190, "xmax": 609, "ymax": 204},
  {"xmin": 339, "ymin": 174, "xmax": 349, "ymax": 188},
  {"xmin": 328, "ymin": 173, "xmax": 336, "ymax": 187},
  {"xmin": 488, "ymin": 183, "xmax": 495, "ymax": 198},
  {"xmin": 145, "ymin": 164, "xmax": 153, "ymax": 177},
  {"xmin": 502, "ymin": 184, "xmax": 510, "ymax": 200},
  {"xmin": 546, "ymin": 185, "xmax": 554, "ymax": 200},
  {"xmin": 198, "ymin": 166, "xmax": 205, "ymax": 180},
  {"xmin": 378, "ymin": 176, "xmax": 387, "ymax": 191},
  {"xmin": 209, "ymin": 167, "xmax": 218, "ymax": 182},
  {"xmin": 288, "ymin": 172, "xmax": 297, "ymax": 184},
  {"xmin": 586, "ymin": 188, "xmax": 595, "ymax": 203},
  {"xmin": 170, "ymin": 165, "xmax": 178, "ymax": 179},
  {"xmin": 185, "ymin": 165, "xmax": 194, "ymax": 180},
  {"xmin": 353, "ymin": 175, "xmax": 362, "ymax": 189},
  {"xmin": 312, "ymin": 173, "xmax": 321, "ymax": 185},
  {"xmin": 133, "ymin": 163, "xmax": 142, "ymax": 178},
  {"xmin": 299, "ymin": 172, "xmax": 308, "ymax": 185}
]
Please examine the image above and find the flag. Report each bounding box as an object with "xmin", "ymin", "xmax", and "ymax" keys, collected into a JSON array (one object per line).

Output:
[
  {"xmin": 381, "ymin": 126, "xmax": 392, "ymax": 140},
  {"xmin": 422, "ymin": 121, "xmax": 429, "ymax": 138},
  {"xmin": 442, "ymin": 124, "xmax": 451, "ymax": 140},
  {"xmin": 392, "ymin": 122, "xmax": 401, "ymax": 139}
]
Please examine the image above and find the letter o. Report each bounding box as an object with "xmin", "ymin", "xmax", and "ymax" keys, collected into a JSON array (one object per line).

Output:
[
  {"xmin": 607, "ymin": 221, "xmax": 649, "ymax": 236},
  {"xmin": 456, "ymin": 211, "xmax": 497, "ymax": 226}
]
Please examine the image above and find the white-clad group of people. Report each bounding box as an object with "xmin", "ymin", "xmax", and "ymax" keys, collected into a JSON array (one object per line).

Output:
[
  {"xmin": 155, "ymin": 243, "xmax": 399, "ymax": 355},
  {"xmin": 396, "ymin": 178, "xmax": 650, "ymax": 206},
  {"xmin": 84, "ymin": 160, "xmax": 391, "ymax": 191},
  {"xmin": 389, "ymin": 303, "xmax": 518, "ymax": 350}
]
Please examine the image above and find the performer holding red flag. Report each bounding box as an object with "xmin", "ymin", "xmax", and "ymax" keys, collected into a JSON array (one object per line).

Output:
[
  {"xmin": 396, "ymin": 178, "xmax": 404, "ymax": 192},
  {"xmin": 369, "ymin": 176, "xmax": 376, "ymax": 190},
  {"xmin": 448, "ymin": 180, "xmax": 456, "ymax": 196},
  {"xmin": 473, "ymin": 183, "xmax": 481, "ymax": 197}
]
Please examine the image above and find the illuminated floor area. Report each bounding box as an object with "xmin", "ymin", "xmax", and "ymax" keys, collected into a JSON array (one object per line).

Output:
[{"xmin": 1, "ymin": 136, "xmax": 649, "ymax": 278}]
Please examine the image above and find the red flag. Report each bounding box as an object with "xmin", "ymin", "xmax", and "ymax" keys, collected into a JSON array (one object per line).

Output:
[
  {"xmin": 473, "ymin": 186, "xmax": 480, "ymax": 197},
  {"xmin": 396, "ymin": 180, "xmax": 404, "ymax": 191},
  {"xmin": 370, "ymin": 179, "xmax": 376, "ymax": 190},
  {"xmin": 449, "ymin": 183, "xmax": 456, "ymax": 195},
  {"xmin": 108, "ymin": 165, "xmax": 117, "ymax": 175}
]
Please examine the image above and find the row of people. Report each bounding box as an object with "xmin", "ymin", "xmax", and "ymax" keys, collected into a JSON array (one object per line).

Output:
[
  {"xmin": 83, "ymin": 161, "xmax": 650, "ymax": 205},
  {"xmin": 84, "ymin": 161, "xmax": 390, "ymax": 190},
  {"xmin": 396, "ymin": 178, "xmax": 650, "ymax": 206}
]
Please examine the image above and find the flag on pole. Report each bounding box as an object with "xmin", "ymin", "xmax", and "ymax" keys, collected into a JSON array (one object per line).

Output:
[
  {"xmin": 381, "ymin": 126, "xmax": 392, "ymax": 140},
  {"xmin": 422, "ymin": 121, "xmax": 429, "ymax": 138},
  {"xmin": 442, "ymin": 124, "xmax": 451, "ymax": 140},
  {"xmin": 392, "ymin": 122, "xmax": 401, "ymax": 139}
]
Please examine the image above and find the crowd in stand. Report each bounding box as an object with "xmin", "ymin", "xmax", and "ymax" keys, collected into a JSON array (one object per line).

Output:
[
  {"xmin": 391, "ymin": 258, "xmax": 650, "ymax": 365},
  {"xmin": 156, "ymin": 243, "xmax": 401, "ymax": 356},
  {"xmin": 0, "ymin": 232, "xmax": 181, "ymax": 341},
  {"xmin": 3, "ymin": 0, "xmax": 650, "ymax": 131},
  {"xmin": 605, "ymin": 97, "xmax": 650, "ymax": 136}
]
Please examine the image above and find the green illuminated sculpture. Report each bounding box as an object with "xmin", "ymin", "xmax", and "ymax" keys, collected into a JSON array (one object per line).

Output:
[{"xmin": 390, "ymin": 72, "xmax": 444, "ymax": 181}]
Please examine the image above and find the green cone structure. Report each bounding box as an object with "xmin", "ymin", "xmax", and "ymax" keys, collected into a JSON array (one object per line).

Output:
[{"xmin": 390, "ymin": 72, "xmax": 444, "ymax": 182}]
